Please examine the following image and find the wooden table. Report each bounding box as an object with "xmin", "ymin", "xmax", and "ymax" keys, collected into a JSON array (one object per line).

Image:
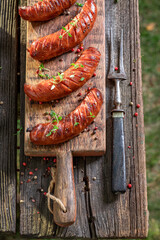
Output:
[{"xmin": 0, "ymin": 0, "xmax": 148, "ymax": 238}]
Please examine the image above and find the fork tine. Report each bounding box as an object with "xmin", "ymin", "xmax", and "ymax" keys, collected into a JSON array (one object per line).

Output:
[
  {"xmin": 119, "ymin": 29, "xmax": 125, "ymax": 74},
  {"xmin": 109, "ymin": 28, "xmax": 115, "ymax": 74}
]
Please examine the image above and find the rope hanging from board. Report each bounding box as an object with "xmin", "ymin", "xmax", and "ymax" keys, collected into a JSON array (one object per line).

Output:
[{"xmin": 46, "ymin": 167, "xmax": 67, "ymax": 214}]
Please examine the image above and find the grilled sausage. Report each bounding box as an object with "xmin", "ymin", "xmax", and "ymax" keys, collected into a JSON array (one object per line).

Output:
[
  {"xmin": 24, "ymin": 47, "xmax": 100, "ymax": 102},
  {"xmin": 19, "ymin": 0, "xmax": 76, "ymax": 22},
  {"xmin": 29, "ymin": 0, "xmax": 97, "ymax": 61},
  {"xmin": 30, "ymin": 88, "xmax": 103, "ymax": 145}
]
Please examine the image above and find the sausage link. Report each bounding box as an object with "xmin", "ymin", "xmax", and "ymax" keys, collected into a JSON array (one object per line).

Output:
[
  {"xmin": 30, "ymin": 88, "xmax": 103, "ymax": 145},
  {"xmin": 29, "ymin": 0, "xmax": 97, "ymax": 61},
  {"xmin": 19, "ymin": 0, "xmax": 76, "ymax": 22},
  {"xmin": 24, "ymin": 47, "xmax": 101, "ymax": 102}
]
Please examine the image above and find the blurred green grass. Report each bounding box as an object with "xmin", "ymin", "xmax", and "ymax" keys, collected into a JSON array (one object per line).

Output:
[{"xmin": 139, "ymin": 0, "xmax": 160, "ymax": 239}]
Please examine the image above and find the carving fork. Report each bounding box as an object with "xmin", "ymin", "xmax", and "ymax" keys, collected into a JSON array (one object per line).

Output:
[{"xmin": 108, "ymin": 29, "xmax": 127, "ymax": 194}]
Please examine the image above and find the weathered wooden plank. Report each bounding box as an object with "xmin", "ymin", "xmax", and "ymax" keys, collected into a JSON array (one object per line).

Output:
[
  {"xmin": 85, "ymin": 0, "xmax": 148, "ymax": 238},
  {"xmin": 0, "ymin": 0, "xmax": 17, "ymax": 233},
  {"xmin": 20, "ymin": 0, "xmax": 148, "ymax": 238}
]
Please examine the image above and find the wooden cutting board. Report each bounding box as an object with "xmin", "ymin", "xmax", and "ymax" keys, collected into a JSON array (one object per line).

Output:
[
  {"xmin": 24, "ymin": 0, "xmax": 106, "ymax": 157},
  {"xmin": 24, "ymin": 0, "xmax": 105, "ymax": 227}
]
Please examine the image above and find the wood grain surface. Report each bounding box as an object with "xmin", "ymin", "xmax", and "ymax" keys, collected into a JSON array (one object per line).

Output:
[
  {"xmin": 19, "ymin": 0, "xmax": 148, "ymax": 238},
  {"xmin": 0, "ymin": 0, "xmax": 17, "ymax": 233},
  {"xmin": 24, "ymin": 0, "xmax": 106, "ymax": 157}
]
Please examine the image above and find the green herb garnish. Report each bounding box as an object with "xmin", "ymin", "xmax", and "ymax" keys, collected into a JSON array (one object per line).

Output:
[
  {"xmin": 62, "ymin": 26, "xmax": 72, "ymax": 37},
  {"xmin": 14, "ymin": 127, "xmax": 23, "ymax": 135},
  {"xmin": 74, "ymin": 122, "xmax": 79, "ymax": 126},
  {"xmin": 80, "ymin": 77, "xmax": 85, "ymax": 81},
  {"xmin": 46, "ymin": 125, "xmax": 59, "ymax": 137},
  {"xmin": 76, "ymin": 2, "xmax": 84, "ymax": 7},
  {"xmin": 89, "ymin": 112, "xmax": 96, "ymax": 118},
  {"xmin": 39, "ymin": 63, "xmax": 49, "ymax": 71},
  {"xmin": 70, "ymin": 63, "xmax": 84, "ymax": 69}
]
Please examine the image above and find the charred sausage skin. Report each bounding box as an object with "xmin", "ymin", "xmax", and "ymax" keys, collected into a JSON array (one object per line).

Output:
[
  {"xmin": 24, "ymin": 47, "xmax": 101, "ymax": 102},
  {"xmin": 30, "ymin": 88, "xmax": 103, "ymax": 145},
  {"xmin": 29, "ymin": 0, "xmax": 97, "ymax": 61},
  {"xmin": 19, "ymin": 0, "xmax": 76, "ymax": 22}
]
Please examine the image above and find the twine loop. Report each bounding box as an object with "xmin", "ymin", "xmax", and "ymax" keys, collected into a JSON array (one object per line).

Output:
[{"xmin": 46, "ymin": 167, "xmax": 67, "ymax": 214}]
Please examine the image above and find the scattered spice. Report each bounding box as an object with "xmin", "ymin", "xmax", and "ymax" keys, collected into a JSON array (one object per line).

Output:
[
  {"xmin": 29, "ymin": 171, "xmax": 33, "ymax": 176},
  {"xmin": 128, "ymin": 146, "xmax": 131, "ymax": 149},
  {"xmin": 136, "ymin": 104, "xmax": 140, "ymax": 108},
  {"xmin": 129, "ymin": 82, "xmax": 133, "ymax": 86},
  {"xmin": 115, "ymin": 67, "xmax": 118, "ymax": 71},
  {"xmin": 43, "ymin": 157, "xmax": 46, "ymax": 161},
  {"xmin": 77, "ymin": 48, "xmax": 80, "ymax": 53},
  {"xmin": 32, "ymin": 199, "xmax": 36, "ymax": 203},
  {"xmin": 47, "ymin": 167, "xmax": 51, "ymax": 171},
  {"xmin": 93, "ymin": 73, "xmax": 96, "ymax": 77},
  {"xmin": 71, "ymin": 48, "xmax": 74, "ymax": 52},
  {"xmin": 94, "ymin": 127, "xmax": 98, "ymax": 130},
  {"xmin": 22, "ymin": 162, "xmax": 27, "ymax": 167},
  {"xmin": 53, "ymin": 158, "xmax": 57, "ymax": 163},
  {"xmin": 93, "ymin": 177, "xmax": 96, "ymax": 181},
  {"xmin": 134, "ymin": 112, "xmax": 138, "ymax": 117},
  {"xmin": 34, "ymin": 176, "xmax": 38, "ymax": 180},
  {"xmin": 39, "ymin": 102, "xmax": 42, "ymax": 105},
  {"xmin": 78, "ymin": 92, "xmax": 82, "ymax": 96},
  {"xmin": 128, "ymin": 183, "xmax": 132, "ymax": 189},
  {"xmin": 20, "ymin": 181, "xmax": 23, "ymax": 185},
  {"xmin": 80, "ymin": 46, "xmax": 84, "ymax": 50},
  {"xmin": 43, "ymin": 192, "xmax": 47, "ymax": 196},
  {"xmin": 35, "ymin": 168, "xmax": 38, "ymax": 171},
  {"xmin": 27, "ymin": 179, "xmax": 31, "ymax": 183},
  {"xmin": 130, "ymin": 102, "xmax": 133, "ymax": 106}
]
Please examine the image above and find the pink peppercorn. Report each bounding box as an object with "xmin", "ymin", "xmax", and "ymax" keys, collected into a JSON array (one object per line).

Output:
[
  {"xmin": 71, "ymin": 48, "xmax": 74, "ymax": 52},
  {"xmin": 129, "ymin": 82, "xmax": 133, "ymax": 86},
  {"xmin": 80, "ymin": 46, "xmax": 84, "ymax": 50},
  {"xmin": 93, "ymin": 73, "xmax": 96, "ymax": 77},
  {"xmin": 134, "ymin": 112, "xmax": 138, "ymax": 117},
  {"xmin": 94, "ymin": 127, "xmax": 98, "ymax": 130},
  {"xmin": 43, "ymin": 192, "xmax": 47, "ymax": 196},
  {"xmin": 29, "ymin": 171, "xmax": 33, "ymax": 176},
  {"xmin": 128, "ymin": 146, "xmax": 131, "ymax": 149},
  {"xmin": 47, "ymin": 167, "xmax": 51, "ymax": 171},
  {"xmin": 115, "ymin": 67, "xmax": 118, "ymax": 71},
  {"xmin": 22, "ymin": 162, "xmax": 27, "ymax": 167},
  {"xmin": 77, "ymin": 49, "xmax": 80, "ymax": 53},
  {"xmin": 43, "ymin": 157, "xmax": 46, "ymax": 161},
  {"xmin": 29, "ymin": 98, "xmax": 32, "ymax": 101},
  {"xmin": 128, "ymin": 184, "xmax": 132, "ymax": 189},
  {"xmin": 136, "ymin": 104, "xmax": 140, "ymax": 108},
  {"xmin": 53, "ymin": 158, "xmax": 57, "ymax": 163},
  {"xmin": 39, "ymin": 102, "xmax": 42, "ymax": 105}
]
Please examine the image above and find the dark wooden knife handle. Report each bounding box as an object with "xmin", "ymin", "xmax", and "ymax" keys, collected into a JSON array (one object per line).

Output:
[
  {"xmin": 112, "ymin": 111, "xmax": 126, "ymax": 194},
  {"xmin": 53, "ymin": 151, "xmax": 76, "ymax": 227}
]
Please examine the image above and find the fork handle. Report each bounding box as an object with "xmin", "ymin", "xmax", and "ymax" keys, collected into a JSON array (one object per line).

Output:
[{"xmin": 112, "ymin": 111, "xmax": 126, "ymax": 194}]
